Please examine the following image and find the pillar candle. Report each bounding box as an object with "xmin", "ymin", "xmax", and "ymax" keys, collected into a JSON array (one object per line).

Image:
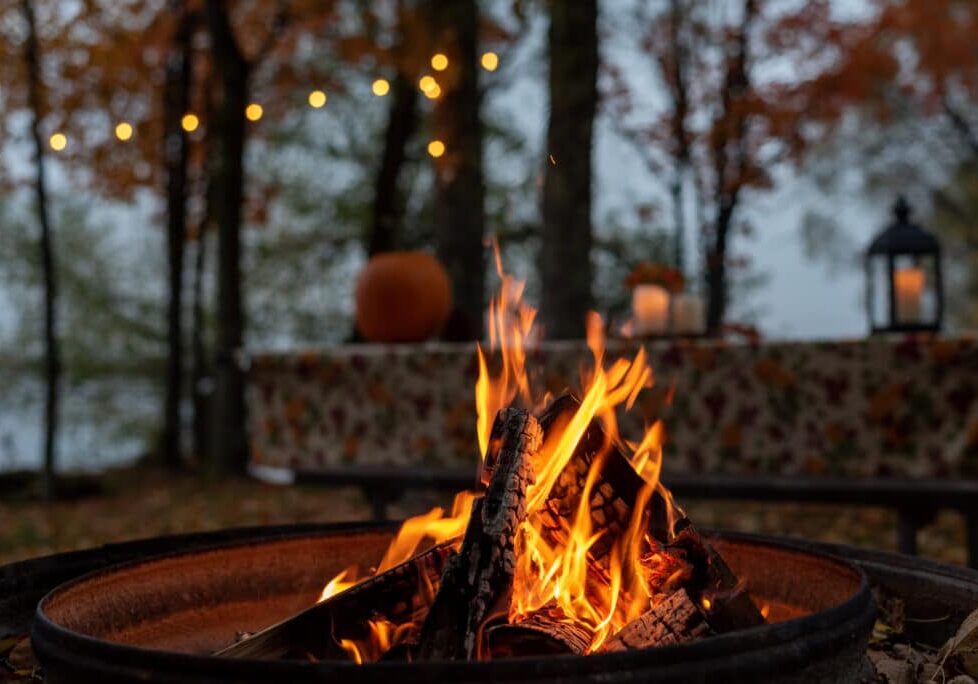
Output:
[
  {"xmin": 894, "ymin": 267, "xmax": 924, "ymax": 324},
  {"xmin": 632, "ymin": 284, "xmax": 670, "ymax": 336},
  {"xmin": 672, "ymin": 293, "xmax": 706, "ymax": 334}
]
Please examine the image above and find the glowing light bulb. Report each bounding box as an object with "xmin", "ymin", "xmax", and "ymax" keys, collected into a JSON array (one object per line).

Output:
[
  {"xmin": 181, "ymin": 113, "xmax": 199, "ymax": 132},
  {"xmin": 372, "ymin": 79, "xmax": 390, "ymax": 96},
  {"xmin": 481, "ymin": 51, "xmax": 499, "ymax": 72},
  {"xmin": 115, "ymin": 122, "xmax": 133, "ymax": 141},
  {"xmin": 419, "ymin": 75, "xmax": 436, "ymax": 93},
  {"xmin": 308, "ymin": 90, "xmax": 327, "ymax": 108},
  {"xmin": 245, "ymin": 103, "xmax": 263, "ymax": 121},
  {"xmin": 49, "ymin": 133, "xmax": 67, "ymax": 151},
  {"xmin": 430, "ymin": 53, "xmax": 449, "ymax": 71},
  {"xmin": 424, "ymin": 83, "xmax": 442, "ymax": 99},
  {"xmin": 427, "ymin": 140, "xmax": 445, "ymax": 158}
]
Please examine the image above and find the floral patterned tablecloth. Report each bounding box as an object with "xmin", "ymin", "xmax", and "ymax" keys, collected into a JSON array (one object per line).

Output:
[{"xmin": 244, "ymin": 336, "xmax": 978, "ymax": 479}]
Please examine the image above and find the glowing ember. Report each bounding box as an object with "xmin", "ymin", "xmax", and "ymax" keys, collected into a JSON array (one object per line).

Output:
[{"xmin": 317, "ymin": 245, "xmax": 682, "ymax": 660}]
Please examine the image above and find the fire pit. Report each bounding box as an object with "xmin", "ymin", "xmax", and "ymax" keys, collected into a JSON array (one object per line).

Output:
[
  {"xmin": 32, "ymin": 524, "xmax": 873, "ymax": 683},
  {"xmin": 28, "ymin": 253, "xmax": 875, "ymax": 682}
]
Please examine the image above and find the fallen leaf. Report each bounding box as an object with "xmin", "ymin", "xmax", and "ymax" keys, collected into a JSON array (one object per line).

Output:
[{"xmin": 939, "ymin": 608, "xmax": 978, "ymax": 676}]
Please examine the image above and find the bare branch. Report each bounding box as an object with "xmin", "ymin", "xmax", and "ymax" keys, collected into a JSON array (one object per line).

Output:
[{"xmin": 943, "ymin": 97, "xmax": 978, "ymax": 164}]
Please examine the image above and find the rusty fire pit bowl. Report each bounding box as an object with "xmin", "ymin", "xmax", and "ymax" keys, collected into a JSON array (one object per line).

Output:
[{"xmin": 31, "ymin": 524, "xmax": 874, "ymax": 683}]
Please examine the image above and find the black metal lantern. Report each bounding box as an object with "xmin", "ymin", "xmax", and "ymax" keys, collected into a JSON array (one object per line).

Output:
[{"xmin": 865, "ymin": 196, "xmax": 943, "ymax": 334}]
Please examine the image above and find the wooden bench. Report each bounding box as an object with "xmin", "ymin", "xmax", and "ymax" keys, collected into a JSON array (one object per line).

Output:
[{"xmin": 263, "ymin": 464, "xmax": 978, "ymax": 569}]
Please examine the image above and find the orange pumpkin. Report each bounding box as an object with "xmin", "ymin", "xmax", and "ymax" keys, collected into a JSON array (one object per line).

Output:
[{"xmin": 354, "ymin": 251, "xmax": 453, "ymax": 342}]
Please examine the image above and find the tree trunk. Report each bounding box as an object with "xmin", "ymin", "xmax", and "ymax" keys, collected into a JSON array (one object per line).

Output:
[
  {"xmin": 367, "ymin": 2, "xmax": 418, "ymax": 256},
  {"xmin": 160, "ymin": 1, "xmax": 194, "ymax": 469},
  {"xmin": 21, "ymin": 0, "xmax": 61, "ymax": 500},
  {"xmin": 705, "ymin": 0, "xmax": 755, "ymax": 334},
  {"xmin": 705, "ymin": 207, "xmax": 731, "ymax": 333},
  {"xmin": 668, "ymin": 0, "xmax": 690, "ymax": 274},
  {"xmin": 191, "ymin": 225, "xmax": 210, "ymax": 463},
  {"xmin": 368, "ymin": 65, "xmax": 419, "ymax": 256},
  {"xmin": 206, "ymin": 0, "xmax": 250, "ymax": 475},
  {"xmin": 540, "ymin": 0, "xmax": 598, "ymax": 339},
  {"xmin": 191, "ymin": 70, "xmax": 217, "ymax": 465},
  {"xmin": 431, "ymin": 0, "xmax": 485, "ymax": 340}
]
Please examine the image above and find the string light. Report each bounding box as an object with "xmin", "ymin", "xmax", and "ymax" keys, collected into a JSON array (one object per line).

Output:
[
  {"xmin": 430, "ymin": 53, "xmax": 449, "ymax": 71},
  {"xmin": 372, "ymin": 78, "xmax": 390, "ymax": 96},
  {"xmin": 115, "ymin": 122, "xmax": 133, "ymax": 141},
  {"xmin": 424, "ymin": 83, "xmax": 441, "ymax": 99},
  {"xmin": 427, "ymin": 139, "xmax": 445, "ymax": 158},
  {"xmin": 481, "ymin": 51, "xmax": 499, "ymax": 72},
  {"xmin": 245, "ymin": 103, "xmax": 263, "ymax": 121},
  {"xmin": 419, "ymin": 75, "xmax": 436, "ymax": 93},
  {"xmin": 308, "ymin": 90, "xmax": 327, "ymax": 108},
  {"xmin": 49, "ymin": 132, "xmax": 67, "ymax": 151},
  {"xmin": 181, "ymin": 113, "xmax": 199, "ymax": 132}
]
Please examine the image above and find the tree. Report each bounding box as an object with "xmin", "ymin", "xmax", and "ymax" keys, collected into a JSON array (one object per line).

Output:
[
  {"xmin": 608, "ymin": 0, "xmax": 828, "ymax": 332},
  {"xmin": 203, "ymin": 0, "xmax": 333, "ymax": 474},
  {"xmin": 205, "ymin": 0, "xmax": 256, "ymax": 475},
  {"xmin": 366, "ymin": 1, "xmax": 423, "ymax": 257},
  {"xmin": 19, "ymin": 0, "xmax": 62, "ymax": 498},
  {"xmin": 540, "ymin": 0, "xmax": 598, "ymax": 339},
  {"xmin": 794, "ymin": 0, "xmax": 978, "ymax": 202},
  {"xmin": 160, "ymin": 0, "xmax": 196, "ymax": 468},
  {"xmin": 430, "ymin": 0, "xmax": 486, "ymax": 339}
]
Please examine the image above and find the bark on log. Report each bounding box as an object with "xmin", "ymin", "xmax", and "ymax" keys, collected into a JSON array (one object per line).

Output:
[
  {"xmin": 667, "ymin": 520, "xmax": 766, "ymax": 632},
  {"xmin": 486, "ymin": 603, "xmax": 592, "ymax": 657},
  {"xmin": 537, "ymin": 395, "xmax": 764, "ymax": 631},
  {"xmin": 416, "ymin": 408, "xmax": 541, "ymax": 661},
  {"xmin": 215, "ymin": 542, "xmax": 453, "ymax": 660},
  {"xmin": 600, "ymin": 589, "xmax": 710, "ymax": 653},
  {"xmin": 535, "ymin": 395, "xmax": 674, "ymax": 564}
]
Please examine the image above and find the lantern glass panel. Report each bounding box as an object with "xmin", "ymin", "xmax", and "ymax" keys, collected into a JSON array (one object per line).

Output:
[{"xmin": 867, "ymin": 253, "xmax": 889, "ymax": 331}]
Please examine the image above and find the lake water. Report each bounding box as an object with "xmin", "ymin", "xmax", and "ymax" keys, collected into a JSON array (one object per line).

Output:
[{"xmin": 0, "ymin": 372, "xmax": 159, "ymax": 474}]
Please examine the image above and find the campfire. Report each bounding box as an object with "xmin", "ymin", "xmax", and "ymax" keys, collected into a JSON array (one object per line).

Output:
[{"xmin": 221, "ymin": 252, "xmax": 765, "ymax": 663}]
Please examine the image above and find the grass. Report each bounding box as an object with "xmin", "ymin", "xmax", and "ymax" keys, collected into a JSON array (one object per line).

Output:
[{"xmin": 0, "ymin": 464, "xmax": 968, "ymax": 566}]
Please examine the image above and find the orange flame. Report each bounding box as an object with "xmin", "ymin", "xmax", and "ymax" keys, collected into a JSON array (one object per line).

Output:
[
  {"xmin": 475, "ymin": 244, "xmax": 536, "ymax": 459},
  {"xmin": 504, "ymin": 309, "xmax": 677, "ymax": 652},
  {"xmin": 316, "ymin": 490, "xmax": 475, "ymax": 660},
  {"xmin": 318, "ymin": 244, "xmax": 678, "ymax": 659}
]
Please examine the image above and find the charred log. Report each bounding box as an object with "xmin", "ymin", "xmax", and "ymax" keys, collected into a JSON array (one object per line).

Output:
[
  {"xmin": 215, "ymin": 542, "xmax": 453, "ymax": 660},
  {"xmin": 486, "ymin": 603, "xmax": 591, "ymax": 657},
  {"xmin": 668, "ymin": 520, "xmax": 766, "ymax": 632},
  {"xmin": 536, "ymin": 394, "xmax": 764, "ymax": 631},
  {"xmin": 416, "ymin": 408, "xmax": 541, "ymax": 661},
  {"xmin": 536, "ymin": 394, "xmax": 675, "ymax": 558},
  {"xmin": 600, "ymin": 589, "xmax": 710, "ymax": 653}
]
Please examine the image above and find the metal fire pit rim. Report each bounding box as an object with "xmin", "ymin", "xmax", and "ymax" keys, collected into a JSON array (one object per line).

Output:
[
  {"xmin": 31, "ymin": 525, "xmax": 874, "ymax": 682},
  {"xmin": 742, "ymin": 532, "xmax": 978, "ymax": 586}
]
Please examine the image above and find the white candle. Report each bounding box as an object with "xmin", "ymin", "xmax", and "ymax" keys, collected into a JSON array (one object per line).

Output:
[
  {"xmin": 894, "ymin": 267, "xmax": 924, "ymax": 324},
  {"xmin": 632, "ymin": 284, "xmax": 670, "ymax": 335},
  {"xmin": 672, "ymin": 293, "xmax": 706, "ymax": 334}
]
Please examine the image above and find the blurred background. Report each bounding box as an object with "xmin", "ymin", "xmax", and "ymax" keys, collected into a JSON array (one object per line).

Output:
[{"xmin": 1, "ymin": 0, "xmax": 975, "ymax": 564}]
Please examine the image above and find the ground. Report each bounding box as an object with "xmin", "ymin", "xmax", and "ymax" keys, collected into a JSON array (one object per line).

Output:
[{"xmin": 0, "ymin": 465, "xmax": 968, "ymax": 566}]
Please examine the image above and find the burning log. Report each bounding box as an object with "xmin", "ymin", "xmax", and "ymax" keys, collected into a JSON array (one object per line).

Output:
[
  {"xmin": 667, "ymin": 520, "xmax": 766, "ymax": 633},
  {"xmin": 536, "ymin": 394, "xmax": 765, "ymax": 634},
  {"xmin": 215, "ymin": 541, "xmax": 454, "ymax": 660},
  {"xmin": 416, "ymin": 408, "xmax": 541, "ymax": 661},
  {"xmin": 486, "ymin": 603, "xmax": 592, "ymax": 657},
  {"xmin": 600, "ymin": 589, "xmax": 711, "ymax": 653},
  {"xmin": 219, "ymin": 391, "xmax": 759, "ymax": 663},
  {"xmin": 535, "ymin": 394, "xmax": 675, "ymax": 557}
]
